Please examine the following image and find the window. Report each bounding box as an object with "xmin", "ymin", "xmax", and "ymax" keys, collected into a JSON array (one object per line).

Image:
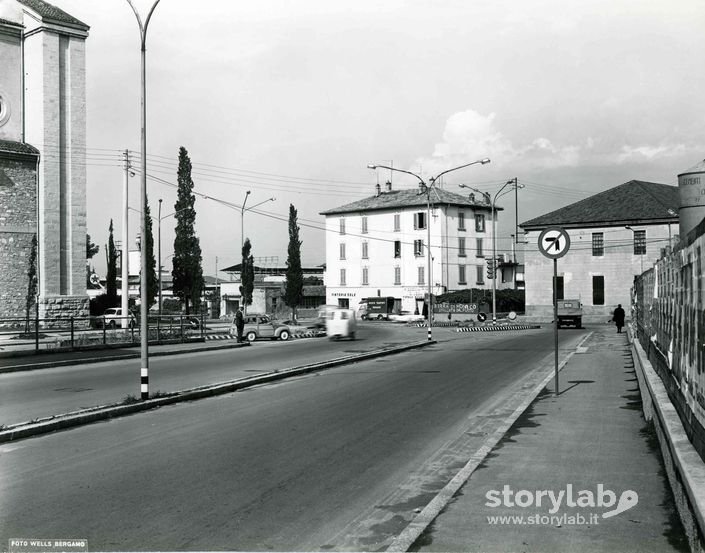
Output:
[
  {"xmin": 459, "ymin": 265, "xmax": 467, "ymax": 285},
  {"xmin": 414, "ymin": 212, "xmax": 427, "ymax": 230},
  {"xmin": 339, "ymin": 218, "xmax": 346, "ymax": 235},
  {"xmin": 554, "ymin": 276, "xmax": 564, "ymax": 301},
  {"xmin": 394, "ymin": 266, "xmax": 401, "ymax": 285},
  {"xmin": 414, "ymin": 239, "xmax": 424, "ymax": 257},
  {"xmin": 417, "ymin": 266, "xmax": 425, "ymax": 285},
  {"xmin": 634, "ymin": 230, "xmax": 646, "ymax": 255},
  {"xmin": 361, "ymin": 216, "xmax": 368, "ymax": 234},
  {"xmin": 362, "ymin": 241, "xmax": 368, "ymax": 259},
  {"xmin": 394, "ymin": 240, "xmax": 401, "ymax": 258},
  {"xmin": 476, "ymin": 265, "xmax": 484, "ymax": 284},
  {"xmin": 475, "ymin": 214, "xmax": 486, "ymax": 232},
  {"xmin": 476, "ymin": 238, "xmax": 484, "ymax": 257},
  {"xmin": 362, "ymin": 267, "xmax": 369, "ymax": 285},
  {"xmin": 458, "ymin": 211, "xmax": 466, "ymax": 231},
  {"xmin": 340, "ymin": 268, "xmax": 346, "ymax": 286},
  {"xmin": 592, "ymin": 275, "xmax": 604, "ymax": 305},
  {"xmin": 592, "ymin": 233, "xmax": 604, "ymax": 256},
  {"xmin": 339, "ymin": 243, "xmax": 346, "ymax": 260},
  {"xmin": 458, "ymin": 237, "xmax": 466, "ymax": 257},
  {"xmin": 394, "ymin": 214, "xmax": 401, "ymax": 232}
]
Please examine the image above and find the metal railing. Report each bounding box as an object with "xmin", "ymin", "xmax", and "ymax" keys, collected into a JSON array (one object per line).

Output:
[{"xmin": 0, "ymin": 312, "xmax": 205, "ymax": 353}]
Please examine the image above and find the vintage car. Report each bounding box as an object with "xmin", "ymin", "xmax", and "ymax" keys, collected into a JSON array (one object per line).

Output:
[{"xmin": 230, "ymin": 314, "xmax": 292, "ymax": 341}]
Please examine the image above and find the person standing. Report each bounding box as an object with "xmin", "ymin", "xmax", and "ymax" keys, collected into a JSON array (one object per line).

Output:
[
  {"xmin": 612, "ymin": 304, "xmax": 626, "ymax": 333},
  {"xmin": 235, "ymin": 306, "xmax": 245, "ymax": 343}
]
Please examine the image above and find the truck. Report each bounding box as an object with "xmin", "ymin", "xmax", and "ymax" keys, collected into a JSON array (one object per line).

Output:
[
  {"xmin": 359, "ymin": 296, "xmax": 397, "ymax": 320},
  {"xmin": 557, "ymin": 299, "xmax": 583, "ymax": 328}
]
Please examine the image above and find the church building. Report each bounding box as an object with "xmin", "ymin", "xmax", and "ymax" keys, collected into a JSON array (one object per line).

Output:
[{"xmin": 0, "ymin": 0, "xmax": 89, "ymax": 323}]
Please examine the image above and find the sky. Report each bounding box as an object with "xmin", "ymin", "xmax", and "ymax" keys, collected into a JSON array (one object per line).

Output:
[{"xmin": 49, "ymin": 0, "xmax": 705, "ymax": 277}]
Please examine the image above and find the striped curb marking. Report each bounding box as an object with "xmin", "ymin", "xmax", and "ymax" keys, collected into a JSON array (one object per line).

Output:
[
  {"xmin": 456, "ymin": 324, "xmax": 541, "ymax": 332},
  {"xmin": 205, "ymin": 331, "xmax": 325, "ymax": 341}
]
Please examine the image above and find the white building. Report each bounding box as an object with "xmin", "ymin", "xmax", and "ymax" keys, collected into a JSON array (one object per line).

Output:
[
  {"xmin": 520, "ymin": 180, "xmax": 680, "ymax": 322},
  {"xmin": 320, "ymin": 181, "xmax": 502, "ymax": 313}
]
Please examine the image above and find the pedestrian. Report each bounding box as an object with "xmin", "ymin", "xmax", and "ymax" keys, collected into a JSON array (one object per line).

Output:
[
  {"xmin": 235, "ymin": 306, "xmax": 245, "ymax": 343},
  {"xmin": 612, "ymin": 304, "xmax": 626, "ymax": 334}
]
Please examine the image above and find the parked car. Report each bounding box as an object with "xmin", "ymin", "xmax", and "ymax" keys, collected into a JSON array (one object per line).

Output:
[
  {"xmin": 557, "ymin": 299, "xmax": 583, "ymax": 329},
  {"xmin": 326, "ymin": 308, "xmax": 357, "ymax": 340},
  {"xmin": 388, "ymin": 311, "xmax": 425, "ymax": 323},
  {"xmin": 230, "ymin": 314, "xmax": 291, "ymax": 341},
  {"xmin": 101, "ymin": 307, "xmax": 136, "ymax": 329}
]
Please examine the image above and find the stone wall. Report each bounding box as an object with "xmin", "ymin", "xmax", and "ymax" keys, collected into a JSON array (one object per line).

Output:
[
  {"xmin": 0, "ymin": 148, "xmax": 38, "ymax": 320},
  {"xmin": 39, "ymin": 295, "xmax": 90, "ymax": 329}
]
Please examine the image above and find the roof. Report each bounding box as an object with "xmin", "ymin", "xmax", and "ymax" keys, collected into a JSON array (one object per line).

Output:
[
  {"xmin": 0, "ymin": 17, "xmax": 24, "ymax": 28},
  {"xmin": 320, "ymin": 187, "xmax": 498, "ymax": 216},
  {"xmin": 222, "ymin": 264, "xmax": 325, "ymax": 274},
  {"xmin": 520, "ymin": 180, "xmax": 679, "ymax": 230},
  {"xmin": 16, "ymin": 0, "xmax": 88, "ymax": 30},
  {"xmin": 0, "ymin": 139, "xmax": 40, "ymax": 156}
]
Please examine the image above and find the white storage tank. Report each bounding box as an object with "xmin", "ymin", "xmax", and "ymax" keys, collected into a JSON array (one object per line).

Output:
[{"xmin": 678, "ymin": 159, "xmax": 705, "ymax": 238}]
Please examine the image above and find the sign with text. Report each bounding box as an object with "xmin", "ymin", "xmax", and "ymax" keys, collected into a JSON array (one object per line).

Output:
[{"xmin": 434, "ymin": 302, "xmax": 478, "ymax": 314}]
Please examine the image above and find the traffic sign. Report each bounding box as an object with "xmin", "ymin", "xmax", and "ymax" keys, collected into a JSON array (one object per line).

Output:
[
  {"xmin": 538, "ymin": 227, "xmax": 571, "ymax": 259},
  {"xmin": 89, "ymin": 272, "xmax": 100, "ymax": 286},
  {"xmin": 477, "ymin": 312, "xmax": 487, "ymax": 322}
]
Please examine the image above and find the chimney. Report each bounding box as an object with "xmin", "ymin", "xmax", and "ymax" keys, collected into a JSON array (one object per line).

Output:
[
  {"xmin": 375, "ymin": 183, "xmax": 381, "ymax": 197},
  {"xmin": 385, "ymin": 180, "xmax": 392, "ymax": 192}
]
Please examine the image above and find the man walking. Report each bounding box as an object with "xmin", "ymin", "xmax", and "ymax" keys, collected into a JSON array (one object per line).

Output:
[
  {"xmin": 235, "ymin": 306, "xmax": 245, "ymax": 343},
  {"xmin": 612, "ymin": 304, "xmax": 626, "ymax": 333}
]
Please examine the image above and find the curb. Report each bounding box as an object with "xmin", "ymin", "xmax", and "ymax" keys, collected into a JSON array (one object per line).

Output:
[
  {"xmin": 0, "ymin": 340, "xmax": 435, "ymax": 443},
  {"xmin": 386, "ymin": 332, "xmax": 592, "ymax": 552},
  {"xmin": 456, "ymin": 324, "xmax": 541, "ymax": 332},
  {"xmin": 0, "ymin": 341, "xmax": 251, "ymax": 374},
  {"xmin": 204, "ymin": 330, "xmax": 326, "ymax": 341},
  {"xmin": 629, "ymin": 329, "xmax": 705, "ymax": 552}
]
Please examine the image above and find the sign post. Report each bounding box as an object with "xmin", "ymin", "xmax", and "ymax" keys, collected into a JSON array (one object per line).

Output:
[{"xmin": 537, "ymin": 226, "xmax": 571, "ymax": 396}]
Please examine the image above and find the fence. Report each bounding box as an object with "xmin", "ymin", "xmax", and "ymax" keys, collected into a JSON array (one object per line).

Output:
[
  {"xmin": 633, "ymin": 222, "xmax": 705, "ymax": 457},
  {"xmin": 0, "ymin": 313, "xmax": 206, "ymax": 354}
]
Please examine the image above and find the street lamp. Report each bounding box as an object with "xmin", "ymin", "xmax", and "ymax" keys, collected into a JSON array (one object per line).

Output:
[
  {"xmin": 126, "ymin": 0, "xmax": 161, "ymax": 400},
  {"xmin": 240, "ymin": 193, "xmax": 276, "ymax": 252},
  {"xmin": 367, "ymin": 158, "xmax": 490, "ymax": 342},
  {"xmin": 490, "ymin": 180, "xmax": 523, "ymax": 324}
]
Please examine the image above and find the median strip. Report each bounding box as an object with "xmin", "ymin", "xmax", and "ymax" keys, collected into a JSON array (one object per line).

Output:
[{"xmin": 0, "ymin": 339, "xmax": 435, "ymax": 443}]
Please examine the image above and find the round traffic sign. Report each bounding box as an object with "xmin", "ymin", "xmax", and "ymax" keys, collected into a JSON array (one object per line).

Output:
[
  {"xmin": 89, "ymin": 272, "xmax": 100, "ymax": 285},
  {"xmin": 538, "ymin": 227, "xmax": 571, "ymax": 259},
  {"xmin": 477, "ymin": 312, "xmax": 487, "ymax": 322}
]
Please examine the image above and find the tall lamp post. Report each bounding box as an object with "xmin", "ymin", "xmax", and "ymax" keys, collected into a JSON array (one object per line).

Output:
[
  {"xmin": 126, "ymin": 0, "xmax": 161, "ymax": 400},
  {"xmin": 240, "ymin": 193, "xmax": 276, "ymax": 252},
  {"xmin": 367, "ymin": 159, "xmax": 490, "ymax": 341}
]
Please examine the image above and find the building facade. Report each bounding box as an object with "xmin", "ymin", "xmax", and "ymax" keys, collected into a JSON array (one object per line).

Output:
[
  {"xmin": 0, "ymin": 0, "xmax": 89, "ymax": 322},
  {"xmin": 520, "ymin": 180, "xmax": 680, "ymax": 322},
  {"xmin": 320, "ymin": 182, "xmax": 501, "ymax": 313}
]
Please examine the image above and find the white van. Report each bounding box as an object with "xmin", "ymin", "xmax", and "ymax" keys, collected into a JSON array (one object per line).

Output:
[{"xmin": 326, "ymin": 308, "xmax": 357, "ymax": 340}]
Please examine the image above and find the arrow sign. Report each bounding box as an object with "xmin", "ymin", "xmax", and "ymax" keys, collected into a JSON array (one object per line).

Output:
[{"xmin": 538, "ymin": 227, "xmax": 571, "ymax": 259}]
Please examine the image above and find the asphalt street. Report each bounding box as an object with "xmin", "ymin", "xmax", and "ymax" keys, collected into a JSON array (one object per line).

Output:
[
  {"xmin": 0, "ymin": 325, "xmax": 588, "ymax": 551},
  {"xmin": 0, "ymin": 322, "xmax": 417, "ymax": 426}
]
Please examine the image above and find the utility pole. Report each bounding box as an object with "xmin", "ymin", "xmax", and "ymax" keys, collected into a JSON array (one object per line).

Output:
[{"xmin": 121, "ymin": 150, "xmax": 130, "ymax": 328}]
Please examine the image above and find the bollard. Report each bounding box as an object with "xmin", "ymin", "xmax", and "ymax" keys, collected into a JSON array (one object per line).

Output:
[
  {"xmin": 103, "ymin": 317, "xmax": 106, "ymax": 344},
  {"xmin": 70, "ymin": 317, "xmax": 74, "ymax": 349},
  {"xmin": 200, "ymin": 312, "xmax": 204, "ymax": 339},
  {"xmin": 180, "ymin": 315, "xmax": 184, "ymax": 343},
  {"xmin": 35, "ymin": 301, "xmax": 39, "ymax": 352}
]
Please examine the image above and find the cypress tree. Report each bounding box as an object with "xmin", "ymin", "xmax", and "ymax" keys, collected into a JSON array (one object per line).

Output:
[
  {"xmin": 172, "ymin": 146, "xmax": 204, "ymax": 315},
  {"xmin": 24, "ymin": 234, "xmax": 38, "ymax": 333},
  {"xmin": 106, "ymin": 219, "xmax": 117, "ymax": 302},
  {"xmin": 144, "ymin": 198, "xmax": 158, "ymax": 307},
  {"xmin": 239, "ymin": 238, "xmax": 254, "ymax": 314},
  {"xmin": 284, "ymin": 204, "xmax": 304, "ymax": 320}
]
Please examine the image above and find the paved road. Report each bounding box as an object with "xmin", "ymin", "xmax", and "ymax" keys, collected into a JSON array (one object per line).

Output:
[
  {"xmin": 0, "ymin": 322, "xmax": 422, "ymax": 426},
  {"xmin": 0, "ymin": 326, "xmax": 588, "ymax": 551}
]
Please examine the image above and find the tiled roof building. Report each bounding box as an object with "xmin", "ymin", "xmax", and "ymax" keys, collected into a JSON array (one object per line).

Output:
[{"xmin": 519, "ymin": 180, "xmax": 679, "ymax": 323}]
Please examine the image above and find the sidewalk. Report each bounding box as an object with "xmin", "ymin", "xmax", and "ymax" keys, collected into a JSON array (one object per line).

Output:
[{"xmin": 409, "ymin": 328, "xmax": 689, "ymax": 553}]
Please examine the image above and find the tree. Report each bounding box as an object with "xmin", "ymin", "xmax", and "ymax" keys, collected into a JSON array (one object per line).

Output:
[
  {"xmin": 284, "ymin": 204, "xmax": 304, "ymax": 320},
  {"xmin": 143, "ymin": 198, "xmax": 158, "ymax": 307},
  {"xmin": 106, "ymin": 219, "xmax": 117, "ymax": 302},
  {"xmin": 86, "ymin": 234, "xmax": 99, "ymax": 259},
  {"xmin": 24, "ymin": 234, "xmax": 38, "ymax": 333},
  {"xmin": 171, "ymin": 146, "xmax": 204, "ymax": 315},
  {"xmin": 86, "ymin": 233, "xmax": 100, "ymax": 289},
  {"xmin": 239, "ymin": 238, "xmax": 254, "ymax": 314}
]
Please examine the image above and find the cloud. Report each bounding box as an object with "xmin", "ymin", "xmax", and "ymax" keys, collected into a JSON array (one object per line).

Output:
[
  {"xmin": 418, "ymin": 109, "xmax": 581, "ymax": 174},
  {"xmin": 616, "ymin": 143, "xmax": 689, "ymax": 164}
]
